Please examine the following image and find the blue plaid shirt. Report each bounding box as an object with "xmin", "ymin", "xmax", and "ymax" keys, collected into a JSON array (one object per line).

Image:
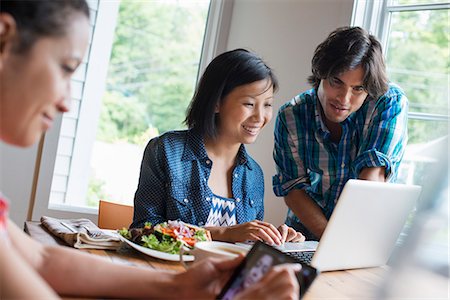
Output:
[
  {"xmin": 273, "ymin": 84, "xmax": 408, "ymax": 234},
  {"xmin": 131, "ymin": 129, "xmax": 265, "ymax": 228}
]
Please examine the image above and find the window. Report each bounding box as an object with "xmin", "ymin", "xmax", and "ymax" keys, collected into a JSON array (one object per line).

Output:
[
  {"xmin": 352, "ymin": 0, "xmax": 449, "ymax": 186},
  {"xmin": 86, "ymin": 0, "xmax": 211, "ymax": 207},
  {"xmin": 352, "ymin": 0, "xmax": 449, "ymax": 260},
  {"xmin": 32, "ymin": 0, "xmax": 233, "ymax": 220}
]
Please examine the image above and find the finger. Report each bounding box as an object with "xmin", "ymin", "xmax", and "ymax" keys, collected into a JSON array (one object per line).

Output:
[
  {"xmin": 286, "ymin": 228, "xmax": 306, "ymax": 242},
  {"xmin": 292, "ymin": 231, "xmax": 306, "ymax": 243},
  {"xmin": 248, "ymin": 233, "xmax": 263, "ymax": 243},
  {"xmin": 214, "ymin": 255, "xmax": 244, "ymax": 272},
  {"xmin": 250, "ymin": 229, "xmax": 276, "ymax": 245},
  {"xmin": 278, "ymin": 224, "xmax": 288, "ymax": 244},
  {"xmin": 272, "ymin": 263, "xmax": 302, "ymax": 273},
  {"xmin": 257, "ymin": 226, "xmax": 283, "ymax": 245},
  {"xmin": 256, "ymin": 220, "xmax": 282, "ymax": 240},
  {"xmin": 253, "ymin": 222, "xmax": 282, "ymax": 245},
  {"xmin": 258, "ymin": 264, "xmax": 302, "ymax": 285},
  {"xmin": 285, "ymin": 227, "xmax": 298, "ymax": 242},
  {"xmin": 255, "ymin": 264, "xmax": 301, "ymax": 296}
]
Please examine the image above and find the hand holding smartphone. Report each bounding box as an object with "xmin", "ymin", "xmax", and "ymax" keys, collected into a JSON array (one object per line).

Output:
[{"xmin": 217, "ymin": 241, "xmax": 318, "ymax": 300}]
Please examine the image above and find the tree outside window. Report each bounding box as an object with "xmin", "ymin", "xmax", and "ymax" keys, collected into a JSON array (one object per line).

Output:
[{"xmin": 87, "ymin": 0, "xmax": 210, "ymax": 207}]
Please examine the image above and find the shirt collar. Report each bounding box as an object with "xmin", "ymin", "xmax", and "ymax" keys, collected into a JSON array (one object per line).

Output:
[
  {"xmin": 182, "ymin": 129, "xmax": 209, "ymax": 162},
  {"xmin": 312, "ymin": 90, "xmax": 329, "ymax": 134},
  {"xmin": 237, "ymin": 144, "xmax": 253, "ymax": 170},
  {"xmin": 182, "ymin": 129, "xmax": 253, "ymax": 170}
]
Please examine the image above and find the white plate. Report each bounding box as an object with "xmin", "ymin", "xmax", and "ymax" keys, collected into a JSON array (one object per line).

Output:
[{"xmin": 119, "ymin": 235, "xmax": 195, "ymax": 262}]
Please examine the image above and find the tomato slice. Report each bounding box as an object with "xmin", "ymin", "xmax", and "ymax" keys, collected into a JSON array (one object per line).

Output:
[{"xmin": 182, "ymin": 237, "xmax": 196, "ymax": 247}]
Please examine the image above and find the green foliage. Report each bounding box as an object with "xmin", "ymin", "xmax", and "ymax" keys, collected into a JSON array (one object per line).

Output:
[
  {"xmin": 386, "ymin": 9, "xmax": 449, "ymax": 144},
  {"xmin": 101, "ymin": 0, "xmax": 209, "ymax": 139},
  {"xmin": 97, "ymin": 91, "xmax": 149, "ymax": 143},
  {"xmin": 86, "ymin": 176, "xmax": 109, "ymax": 208},
  {"xmin": 99, "ymin": 1, "xmax": 448, "ymax": 148}
]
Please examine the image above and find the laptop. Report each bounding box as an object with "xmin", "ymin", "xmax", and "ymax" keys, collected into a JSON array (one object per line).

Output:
[{"xmin": 276, "ymin": 179, "xmax": 422, "ymax": 272}]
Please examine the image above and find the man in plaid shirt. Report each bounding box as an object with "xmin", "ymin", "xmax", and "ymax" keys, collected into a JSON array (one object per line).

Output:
[{"xmin": 273, "ymin": 27, "xmax": 408, "ymax": 240}]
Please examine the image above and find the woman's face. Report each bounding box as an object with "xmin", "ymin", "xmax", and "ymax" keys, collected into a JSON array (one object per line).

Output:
[
  {"xmin": 216, "ymin": 79, "xmax": 274, "ymax": 145},
  {"xmin": 0, "ymin": 13, "xmax": 90, "ymax": 147},
  {"xmin": 243, "ymin": 254, "xmax": 273, "ymax": 288}
]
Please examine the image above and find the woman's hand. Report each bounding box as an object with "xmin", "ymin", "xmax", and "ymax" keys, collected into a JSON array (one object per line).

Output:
[
  {"xmin": 277, "ymin": 224, "xmax": 306, "ymax": 243},
  {"xmin": 234, "ymin": 263, "xmax": 302, "ymax": 300},
  {"xmin": 177, "ymin": 256, "xmax": 243, "ymax": 299},
  {"xmin": 211, "ymin": 220, "xmax": 284, "ymax": 245}
]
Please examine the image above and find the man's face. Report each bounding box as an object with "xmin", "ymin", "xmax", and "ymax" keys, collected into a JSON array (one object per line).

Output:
[{"xmin": 317, "ymin": 66, "xmax": 368, "ymax": 125}]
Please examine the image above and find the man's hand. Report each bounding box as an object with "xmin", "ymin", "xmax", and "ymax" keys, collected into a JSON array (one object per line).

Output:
[{"xmin": 359, "ymin": 167, "xmax": 386, "ymax": 182}]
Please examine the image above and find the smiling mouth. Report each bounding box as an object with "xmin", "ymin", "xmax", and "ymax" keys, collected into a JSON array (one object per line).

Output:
[
  {"xmin": 242, "ymin": 125, "xmax": 261, "ymax": 135},
  {"xmin": 330, "ymin": 103, "xmax": 348, "ymax": 111}
]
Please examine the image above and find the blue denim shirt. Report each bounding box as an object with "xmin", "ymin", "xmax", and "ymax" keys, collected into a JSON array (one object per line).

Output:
[{"xmin": 131, "ymin": 129, "xmax": 265, "ymax": 228}]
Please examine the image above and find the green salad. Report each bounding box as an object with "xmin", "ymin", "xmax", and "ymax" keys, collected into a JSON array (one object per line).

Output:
[{"xmin": 119, "ymin": 220, "xmax": 210, "ymax": 255}]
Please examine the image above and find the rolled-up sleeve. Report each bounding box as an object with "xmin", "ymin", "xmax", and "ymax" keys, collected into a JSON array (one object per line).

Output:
[
  {"xmin": 273, "ymin": 106, "xmax": 310, "ymax": 197},
  {"xmin": 352, "ymin": 88, "xmax": 408, "ymax": 180}
]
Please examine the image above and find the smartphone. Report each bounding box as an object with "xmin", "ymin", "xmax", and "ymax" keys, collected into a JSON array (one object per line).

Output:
[{"xmin": 217, "ymin": 241, "xmax": 318, "ymax": 300}]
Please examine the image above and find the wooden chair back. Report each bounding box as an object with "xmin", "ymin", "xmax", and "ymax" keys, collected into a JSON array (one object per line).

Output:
[{"xmin": 98, "ymin": 200, "xmax": 134, "ymax": 230}]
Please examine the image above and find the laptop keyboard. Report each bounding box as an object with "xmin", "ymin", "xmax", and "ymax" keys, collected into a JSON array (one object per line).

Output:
[{"xmin": 286, "ymin": 251, "xmax": 315, "ymax": 264}]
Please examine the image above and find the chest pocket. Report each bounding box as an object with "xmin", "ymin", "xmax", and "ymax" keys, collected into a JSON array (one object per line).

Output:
[
  {"xmin": 166, "ymin": 179, "xmax": 198, "ymax": 224},
  {"xmin": 167, "ymin": 179, "xmax": 190, "ymax": 207}
]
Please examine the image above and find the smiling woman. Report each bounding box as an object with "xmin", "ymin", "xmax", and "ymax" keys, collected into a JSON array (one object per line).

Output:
[
  {"xmin": 0, "ymin": 2, "xmax": 89, "ymax": 147},
  {"xmin": 0, "ymin": 2, "xmax": 302, "ymax": 300},
  {"xmin": 131, "ymin": 49, "xmax": 306, "ymax": 245}
]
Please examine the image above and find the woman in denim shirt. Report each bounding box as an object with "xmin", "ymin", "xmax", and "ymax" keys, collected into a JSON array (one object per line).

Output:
[{"xmin": 132, "ymin": 49, "xmax": 304, "ymax": 245}]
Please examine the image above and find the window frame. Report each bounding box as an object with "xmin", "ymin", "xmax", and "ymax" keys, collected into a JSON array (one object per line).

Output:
[
  {"xmin": 351, "ymin": 0, "xmax": 449, "ymax": 124},
  {"xmin": 31, "ymin": 0, "xmax": 120, "ymax": 221}
]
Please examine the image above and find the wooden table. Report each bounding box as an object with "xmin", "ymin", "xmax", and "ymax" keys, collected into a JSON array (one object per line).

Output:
[{"xmin": 25, "ymin": 221, "xmax": 387, "ymax": 299}]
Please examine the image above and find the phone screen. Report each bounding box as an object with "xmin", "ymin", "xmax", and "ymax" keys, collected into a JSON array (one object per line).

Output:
[{"xmin": 217, "ymin": 241, "xmax": 318, "ymax": 300}]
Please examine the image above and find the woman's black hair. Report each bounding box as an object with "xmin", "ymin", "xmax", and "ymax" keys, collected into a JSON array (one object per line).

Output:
[
  {"xmin": 307, "ymin": 26, "xmax": 389, "ymax": 99},
  {"xmin": 1, "ymin": 0, "xmax": 90, "ymax": 53},
  {"xmin": 184, "ymin": 48, "xmax": 279, "ymax": 139}
]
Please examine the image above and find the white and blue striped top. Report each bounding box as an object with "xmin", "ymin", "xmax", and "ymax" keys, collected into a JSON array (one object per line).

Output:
[{"xmin": 205, "ymin": 194, "xmax": 237, "ymax": 227}]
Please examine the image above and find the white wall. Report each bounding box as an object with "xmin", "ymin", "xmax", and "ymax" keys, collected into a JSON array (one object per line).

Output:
[
  {"xmin": 0, "ymin": 143, "xmax": 38, "ymax": 225},
  {"xmin": 226, "ymin": 0, "xmax": 354, "ymax": 225}
]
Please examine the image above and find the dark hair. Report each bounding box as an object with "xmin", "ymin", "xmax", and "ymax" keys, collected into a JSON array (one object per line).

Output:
[
  {"xmin": 0, "ymin": 0, "xmax": 90, "ymax": 53},
  {"xmin": 308, "ymin": 26, "xmax": 389, "ymax": 99},
  {"xmin": 185, "ymin": 48, "xmax": 279, "ymax": 139}
]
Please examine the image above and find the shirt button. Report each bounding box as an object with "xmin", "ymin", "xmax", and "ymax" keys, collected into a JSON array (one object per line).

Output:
[
  {"xmin": 236, "ymin": 198, "xmax": 241, "ymax": 202},
  {"xmin": 206, "ymin": 160, "xmax": 211, "ymax": 165},
  {"xmin": 234, "ymin": 174, "xmax": 238, "ymax": 178},
  {"xmin": 341, "ymin": 163, "xmax": 345, "ymax": 168},
  {"xmin": 250, "ymin": 200, "xmax": 254, "ymax": 205},
  {"xmin": 198, "ymin": 222, "xmax": 204, "ymax": 226},
  {"xmin": 206, "ymin": 197, "xmax": 211, "ymax": 201},
  {"xmin": 183, "ymin": 198, "xmax": 189, "ymax": 203}
]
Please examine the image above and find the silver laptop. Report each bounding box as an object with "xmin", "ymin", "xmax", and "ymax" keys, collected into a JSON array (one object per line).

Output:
[{"xmin": 277, "ymin": 179, "xmax": 422, "ymax": 272}]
